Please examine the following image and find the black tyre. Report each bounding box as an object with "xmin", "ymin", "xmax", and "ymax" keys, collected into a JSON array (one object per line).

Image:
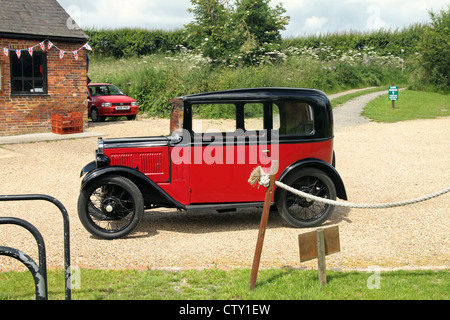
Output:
[
  {"xmin": 91, "ymin": 108, "xmax": 105, "ymax": 122},
  {"xmin": 78, "ymin": 176, "xmax": 144, "ymax": 239},
  {"xmin": 277, "ymin": 168, "xmax": 336, "ymax": 228},
  {"xmin": 126, "ymin": 115, "xmax": 136, "ymax": 120}
]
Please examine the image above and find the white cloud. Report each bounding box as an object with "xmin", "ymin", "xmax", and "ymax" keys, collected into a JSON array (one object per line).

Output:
[
  {"xmin": 57, "ymin": 0, "xmax": 450, "ymax": 37},
  {"xmin": 58, "ymin": 0, "xmax": 192, "ymax": 30},
  {"xmin": 304, "ymin": 16, "xmax": 329, "ymax": 34},
  {"xmin": 280, "ymin": 0, "xmax": 306, "ymax": 10},
  {"xmin": 366, "ymin": 5, "xmax": 388, "ymax": 30}
]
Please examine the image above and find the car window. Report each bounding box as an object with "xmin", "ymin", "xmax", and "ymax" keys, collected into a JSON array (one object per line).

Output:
[
  {"xmin": 192, "ymin": 103, "xmax": 236, "ymax": 134},
  {"xmin": 89, "ymin": 85, "xmax": 124, "ymax": 96},
  {"xmin": 108, "ymin": 85, "xmax": 124, "ymax": 95},
  {"xmin": 274, "ymin": 101, "xmax": 314, "ymax": 135},
  {"xmin": 90, "ymin": 86, "xmax": 106, "ymax": 96},
  {"xmin": 243, "ymin": 103, "xmax": 264, "ymax": 131}
]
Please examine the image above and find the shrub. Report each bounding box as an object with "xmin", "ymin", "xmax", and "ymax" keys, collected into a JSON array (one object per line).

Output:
[{"xmin": 410, "ymin": 6, "xmax": 450, "ymax": 92}]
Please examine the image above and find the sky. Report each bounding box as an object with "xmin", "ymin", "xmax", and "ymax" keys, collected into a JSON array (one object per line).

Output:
[{"xmin": 57, "ymin": 0, "xmax": 449, "ymax": 37}]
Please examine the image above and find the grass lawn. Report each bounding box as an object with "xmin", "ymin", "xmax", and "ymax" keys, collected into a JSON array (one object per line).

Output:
[
  {"xmin": 0, "ymin": 268, "xmax": 448, "ymax": 300},
  {"xmin": 362, "ymin": 90, "xmax": 449, "ymax": 122}
]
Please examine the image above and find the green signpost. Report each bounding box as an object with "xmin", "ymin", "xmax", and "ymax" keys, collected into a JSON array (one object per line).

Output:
[{"xmin": 389, "ymin": 85, "xmax": 399, "ymax": 108}]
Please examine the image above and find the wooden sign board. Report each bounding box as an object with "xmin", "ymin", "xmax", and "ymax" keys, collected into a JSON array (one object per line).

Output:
[{"xmin": 298, "ymin": 226, "xmax": 340, "ymax": 262}]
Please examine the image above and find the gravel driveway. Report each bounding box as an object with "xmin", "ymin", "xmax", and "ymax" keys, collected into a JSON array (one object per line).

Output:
[{"xmin": 0, "ymin": 92, "xmax": 449, "ymax": 272}]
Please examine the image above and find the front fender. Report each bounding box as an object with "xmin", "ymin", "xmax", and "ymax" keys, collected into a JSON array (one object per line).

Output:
[
  {"xmin": 80, "ymin": 161, "xmax": 97, "ymax": 177},
  {"xmin": 276, "ymin": 158, "xmax": 348, "ymax": 200},
  {"xmin": 80, "ymin": 166, "xmax": 185, "ymax": 209}
]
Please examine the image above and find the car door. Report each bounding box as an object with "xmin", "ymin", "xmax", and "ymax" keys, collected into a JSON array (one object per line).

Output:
[
  {"xmin": 87, "ymin": 86, "xmax": 99, "ymax": 112},
  {"xmin": 188, "ymin": 102, "xmax": 275, "ymax": 204}
]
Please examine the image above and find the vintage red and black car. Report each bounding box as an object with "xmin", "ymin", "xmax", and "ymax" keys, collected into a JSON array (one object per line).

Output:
[{"xmin": 78, "ymin": 88, "xmax": 347, "ymax": 239}]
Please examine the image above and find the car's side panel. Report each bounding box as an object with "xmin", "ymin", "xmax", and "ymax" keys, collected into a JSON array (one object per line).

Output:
[
  {"xmin": 188, "ymin": 139, "xmax": 333, "ymax": 204},
  {"xmin": 103, "ymin": 144, "xmax": 192, "ymax": 205},
  {"xmin": 105, "ymin": 146, "xmax": 171, "ymax": 183}
]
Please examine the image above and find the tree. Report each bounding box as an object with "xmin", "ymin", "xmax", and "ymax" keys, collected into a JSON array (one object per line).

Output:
[
  {"xmin": 185, "ymin": 0, "xmax": 289, "ymax": 65},
  {"xmin": 415, "ymin": 6, "xmax": 450, "ymax": 92}
]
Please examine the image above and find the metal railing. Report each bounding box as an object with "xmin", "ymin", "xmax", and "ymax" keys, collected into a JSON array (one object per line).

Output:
[{"xmin": 0, "ymin": 194, "xmax": 71, "ymax": 300}]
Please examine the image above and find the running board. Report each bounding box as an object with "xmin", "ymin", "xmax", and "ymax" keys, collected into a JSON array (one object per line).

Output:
[{"xmin": 186, "ymin": 202, "xmax": 272, "ymax": 211}]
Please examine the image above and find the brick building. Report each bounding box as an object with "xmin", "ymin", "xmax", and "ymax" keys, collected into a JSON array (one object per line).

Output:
[{"xmin": 0, "ymin": 0, "xmax": 90, "ymax": 136}]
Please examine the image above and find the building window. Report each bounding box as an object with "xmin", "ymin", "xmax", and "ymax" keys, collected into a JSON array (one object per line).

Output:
[{"xmin": 10, "ymin": 50, "xmax": 47, "ymax": 95}]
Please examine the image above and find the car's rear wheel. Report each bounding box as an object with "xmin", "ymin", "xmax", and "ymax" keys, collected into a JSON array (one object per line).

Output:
[
  {"xmin": 78, "ymin": 176, "xmax": 144, "ymax": 239},
  {"xmin": 277, "ymin": 168, "xmax": 336, "ymax": 228}
]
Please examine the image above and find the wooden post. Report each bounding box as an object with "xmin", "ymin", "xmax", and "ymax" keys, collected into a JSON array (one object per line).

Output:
[
  {"xmin": 298, "ymin": 226, "xmax": 340, "ymax": 286},
  {"xmin": 249, "ymin": 161, "xmax": 278, "ymax": 290},
  {"xmin": 316, "ymin": 229, "xmax": 327, "ymax": 285}
]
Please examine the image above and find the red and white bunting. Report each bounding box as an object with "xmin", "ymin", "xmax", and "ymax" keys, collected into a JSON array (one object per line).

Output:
[
  {"xmin": 1, "ymin": 41, "xmax": 92, "ymax": 61},
  {"xmin": 83, "ymin": 43, "xmax": 92, "ymax": 51}
]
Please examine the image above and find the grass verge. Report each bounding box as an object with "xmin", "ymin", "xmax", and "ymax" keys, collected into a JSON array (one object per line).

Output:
[
  {"xmin": 330, "ymin": 86, "xmax": 387, "ymax": 108},
  {"xmin": 362, "ymin": 90, "xmax": 449, "ymax": 122},
  {"xmin": 0, "ymin": 268, "xmax": 448, "ymax": 300}
]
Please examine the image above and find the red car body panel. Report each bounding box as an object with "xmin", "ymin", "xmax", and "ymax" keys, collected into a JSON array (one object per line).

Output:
[{"xmin": 104, "ymin": 139, "xmax": 333, "ymax": 206}]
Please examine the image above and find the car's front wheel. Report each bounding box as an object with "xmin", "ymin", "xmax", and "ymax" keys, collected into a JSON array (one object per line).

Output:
[
  {"xmin": 276, "ymin": 168, "xmax": 336, "ymax": 228},
  {"xmin": 78, "ymin": 176, "xmax": 144, "ymax": 239},
  {"xmin": 91, "ymin": 107, "xmax": 105, "ymax": 122}
]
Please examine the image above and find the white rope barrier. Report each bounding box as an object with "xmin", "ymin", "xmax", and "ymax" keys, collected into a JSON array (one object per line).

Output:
[{"xmin": 248, "ymin": 166, "xmax": 450, "ymax": 209}]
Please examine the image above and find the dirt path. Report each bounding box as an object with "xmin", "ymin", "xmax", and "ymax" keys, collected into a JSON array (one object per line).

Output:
[
  {"xmin": 0, "ymin": 90, "xmax": 449, "ymax": 272},
  {"xmin": 332, "ymin": 90, "xmax": 386, "ymax": 129}
]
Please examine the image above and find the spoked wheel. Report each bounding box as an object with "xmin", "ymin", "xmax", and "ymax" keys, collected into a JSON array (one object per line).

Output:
[
  {"xmin": 277, "ymin": 168, "xmax": 336, "ymax": 228},
  {"xmin": 78, "ymin": 176, "xmax": 144, "ymax": 239}
]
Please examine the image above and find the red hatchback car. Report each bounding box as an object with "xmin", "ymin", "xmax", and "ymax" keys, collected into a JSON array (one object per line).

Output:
[
  {"xmin": 78, "ymin": 88, "xmax": 347, "ymax": 239},
  {"xmin": 87, "ymin": 83, "xmax": 139, "ymax": 122}
]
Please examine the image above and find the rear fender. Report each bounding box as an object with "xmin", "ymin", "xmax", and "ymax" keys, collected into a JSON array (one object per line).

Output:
[
  {"xmin": 276, "ymin": 158, "xmax": 347, "ymax": 200},
  {"xmin": 81, "ymin": 166, "xmax": 185, "ymax": 209}
]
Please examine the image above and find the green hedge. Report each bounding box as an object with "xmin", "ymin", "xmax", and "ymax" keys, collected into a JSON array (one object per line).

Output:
[
  {"xmin": 84, "ymin": 28, "xmax": 190, "ymax": 58},
  {"xmin": 85, "ymin": 24, "xmax": 426, "ymax": 59}
]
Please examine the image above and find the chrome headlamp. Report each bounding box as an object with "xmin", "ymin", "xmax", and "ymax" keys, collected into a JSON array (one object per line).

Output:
[{"xmin": 96, "ymin": 137, "xmax": 110, "ymax": 168}]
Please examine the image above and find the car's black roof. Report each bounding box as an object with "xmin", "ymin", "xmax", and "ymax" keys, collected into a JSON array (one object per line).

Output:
[
  {"xmin": 175, "ymin": 87, "xmax": 334, "ymax": 140},
  {"xmin": 178, "ymin": 87, "xmax": 330, "ymax": 105}
]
